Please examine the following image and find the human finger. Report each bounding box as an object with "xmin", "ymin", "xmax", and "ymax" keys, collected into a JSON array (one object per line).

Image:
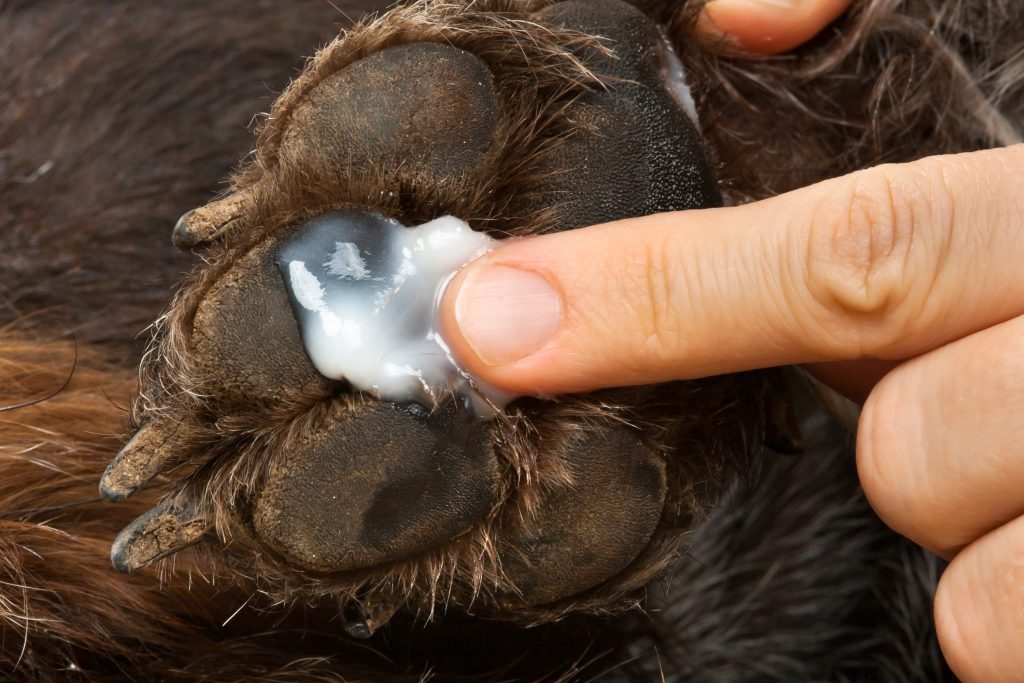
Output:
[
  {"xmin": 439, "ymin": 145, "xmax": 1024, "ymax": 397},
  {"xmin": 934, "ymin": 513, "xmax": 1024, "ymax": 682},
  {"xmin": 858, "ymin": 313, "xmax": 1024, "ymax": 557},
  {"xmin": 699, "ymin": 0, "xmax": 853, "ymax": 55}
]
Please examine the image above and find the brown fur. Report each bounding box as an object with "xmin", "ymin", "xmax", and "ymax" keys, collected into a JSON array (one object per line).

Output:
[
  {"xmin": 1, "ymin": 0, "xmax": 1022, "ymax": 680},
  {"xmin": 0, "ymin": 333, "xmax": 334, "ymax": 677}
]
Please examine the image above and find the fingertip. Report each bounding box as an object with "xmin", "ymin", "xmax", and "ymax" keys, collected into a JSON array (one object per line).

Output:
[
  {"xmin": 452, "ymin": 263, "xmax": 562, "ymax": 369},
  {"xmin": 931, "ymin": 518, "xmax": 1024, "ymax": 683},
  {"xmin": 438, "ymin": 247, "xmax": 565, "ymax": 397},
  {"xmin": 438, "ymin": 262, "xmax": 478, "ymax": 378},
  {"xmin": 699, "ymin": 0, "xmax": 853, "ymax": 55},
  {"xmin": 439, "ymin": 228, "xmax": 653, "ymax": 399}
]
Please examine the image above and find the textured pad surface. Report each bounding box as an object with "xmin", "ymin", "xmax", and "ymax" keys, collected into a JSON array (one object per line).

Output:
[
  {"xmin": 519, "ymin": 0, "xmax": 720, "ymax": 231},
  {"xmin": 191, "ymin": 236, "xmax": 331, "ymax": 404},
  {"xmin": 107, "ymin": 0, "xmax": 714, "ymax": 622},
  {"xmin": 499, "ymin": 426, "xmax": 667, "ymax": 606},
  {"xmin": 278, "ymin": 42, "xmax": 498, "ymax": 185},
  {"xmin": 253, "ymin": 400, "xmax": 499, "ymax": 572}
]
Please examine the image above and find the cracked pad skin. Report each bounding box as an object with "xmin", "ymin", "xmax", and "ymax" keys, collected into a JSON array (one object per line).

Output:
[
  {"xmin": 277, "ymin": 42, "xmax": 498, "ymax": 186},
  {"xmin": 191, "ymin": 235, "xmax": 330, "ymax": 404},
  {"xmin": 102, "ymin": 0, "xmax": 772, "ymax": 631}
]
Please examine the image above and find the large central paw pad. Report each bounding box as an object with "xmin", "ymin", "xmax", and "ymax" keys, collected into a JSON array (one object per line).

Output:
[
  {"xmin": 253, "ymin": 400, "xmax": 497, "ymax": 572},
  {"xmin": 101, "ymin": 0, "xmax": 772, "ymax": 633}
]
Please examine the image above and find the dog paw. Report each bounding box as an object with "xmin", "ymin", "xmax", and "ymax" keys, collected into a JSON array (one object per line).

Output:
[{"xmin": 102, "ymin": 0, "xmax": 772, "ymax": 632}]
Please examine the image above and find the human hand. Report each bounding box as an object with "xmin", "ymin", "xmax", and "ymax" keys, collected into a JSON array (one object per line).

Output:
[{"xmin": 440, "ymin": 139, "xmax": 1024, "ymax": 682}]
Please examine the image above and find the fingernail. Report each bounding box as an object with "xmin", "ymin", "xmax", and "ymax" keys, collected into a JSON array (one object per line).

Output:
[{"xmin": 453, "ymin": 264, "xmax": 561, "ymax": 366}]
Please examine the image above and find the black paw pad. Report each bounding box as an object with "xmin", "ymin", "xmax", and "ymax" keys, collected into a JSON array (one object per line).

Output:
[
  {"xmin": 499, "ymin": 426, "xmax": 666, "ymax": 606},
  {"xmin": 191, "ymin": 237, "xmax": 332, "ymax": 404},
  {"xmin": 277, "ymin": 42, "xmax": 498, "ymax": 186},
  {"xmin": 252, "ymin": 399, "xmax": 499, "ymax": 572},
  {"xmin": 517, "ymin": 0, "xmax": 720, "ymax": 231}
]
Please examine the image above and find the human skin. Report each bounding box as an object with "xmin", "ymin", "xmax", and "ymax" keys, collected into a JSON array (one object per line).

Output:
[
  {"xmin": 439, "ymin": 2, "xmax": 1023, "ymax": 681},
  {"xmin": 698, "ymin": 0, "xmax": 851, "ymax": 54}
]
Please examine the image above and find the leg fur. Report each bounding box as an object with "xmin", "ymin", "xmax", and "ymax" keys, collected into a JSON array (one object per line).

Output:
[{"xmin": 2, "ymin": 0, "xmax": 1022, "ymax": 680}]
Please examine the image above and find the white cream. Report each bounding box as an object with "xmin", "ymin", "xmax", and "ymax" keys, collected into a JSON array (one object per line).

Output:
[
  {"xmin": 277, "ymin": 210, "xmax": 506, "ymax": 418},
  {"xmin": 660, "ymin": 36, "xmax": 699, "ymax": 125}
]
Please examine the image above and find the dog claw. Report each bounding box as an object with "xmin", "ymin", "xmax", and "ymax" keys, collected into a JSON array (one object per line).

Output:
[
  {"xmin": 110, "ymin": 497, "xmax": 209, "ymax": 572},
  {"xmin": 100, "ymin": 421, "xmax": 183, "ymax": 501},
  {"xmin": 341, "ymin": 597, "xmax": 401, "ymax": 639},
  {"xmin": 172, "ymin": 189, "xmax": 253, "ymax": 249}
]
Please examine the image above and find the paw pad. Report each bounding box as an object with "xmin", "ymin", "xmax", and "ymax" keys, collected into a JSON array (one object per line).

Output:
[{"xmin": 253, "ymin": 400, "xmax": 498, "ymax": 572}]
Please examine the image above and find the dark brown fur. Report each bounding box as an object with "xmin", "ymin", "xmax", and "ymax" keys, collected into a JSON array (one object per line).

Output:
[{"xmin": 1, "ymin": 0, "xmax": 1021, "ymax": 679}]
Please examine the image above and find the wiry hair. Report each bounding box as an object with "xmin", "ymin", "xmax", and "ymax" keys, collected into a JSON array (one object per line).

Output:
[
  {"xmin": 0, "ymin": 0, "xmax": 1021, "ymax": 680},
  {"xmin": 670, "ymin": 0, "xmax": 1024, "ymax": 197},
  {"xmin": 0, "ymin": 333, "xmax": 360, "ymax": 678}
]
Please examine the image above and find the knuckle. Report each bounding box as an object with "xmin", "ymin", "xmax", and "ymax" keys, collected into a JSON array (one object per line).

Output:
[
  {"xmin": 631, "ymin": 236, "xmax": 682, "ymax": 365},
  {"xmin": 804, "ymin": 165, "xmax": 930, "ymax": 351}
]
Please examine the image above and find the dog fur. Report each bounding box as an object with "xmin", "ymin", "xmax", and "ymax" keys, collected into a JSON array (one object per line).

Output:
[{"xmin": 1, "ymin": 0, "xmax": 1022, "ymax": 679}]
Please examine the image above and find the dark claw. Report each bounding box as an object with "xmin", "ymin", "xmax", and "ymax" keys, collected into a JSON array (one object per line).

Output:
[
  {"xmin": 100, "ymin": 420, "xmax": 183, "ymax": 501},
  {"xmin": 110, "ymin": 497, "xmax": 209, "ymax": 572},
  {"xmin": 171, "ymin": 189, "xmax": 252, "ymax": 250},
  {"xmin": 341, "ymin": 597, "xmax": 401, "ymax": 639}
]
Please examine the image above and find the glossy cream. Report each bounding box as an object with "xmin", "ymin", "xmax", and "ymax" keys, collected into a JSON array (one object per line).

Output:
[
  {"xmin": 661, "ymin": 36, "xmax": 699, "ymax": 124},
  {"xmin": 277, "ymin": 210, "xmax": 506, "ymax": 417}
]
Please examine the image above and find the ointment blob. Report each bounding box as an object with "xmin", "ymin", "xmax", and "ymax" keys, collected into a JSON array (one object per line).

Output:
[
  {"xmin": 660, "ymin": 36, "xmax": 699, "ymax": 125},
  {"xmin": 277, "ymin": 210, "xmax": 504, "ymax": 417}
]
